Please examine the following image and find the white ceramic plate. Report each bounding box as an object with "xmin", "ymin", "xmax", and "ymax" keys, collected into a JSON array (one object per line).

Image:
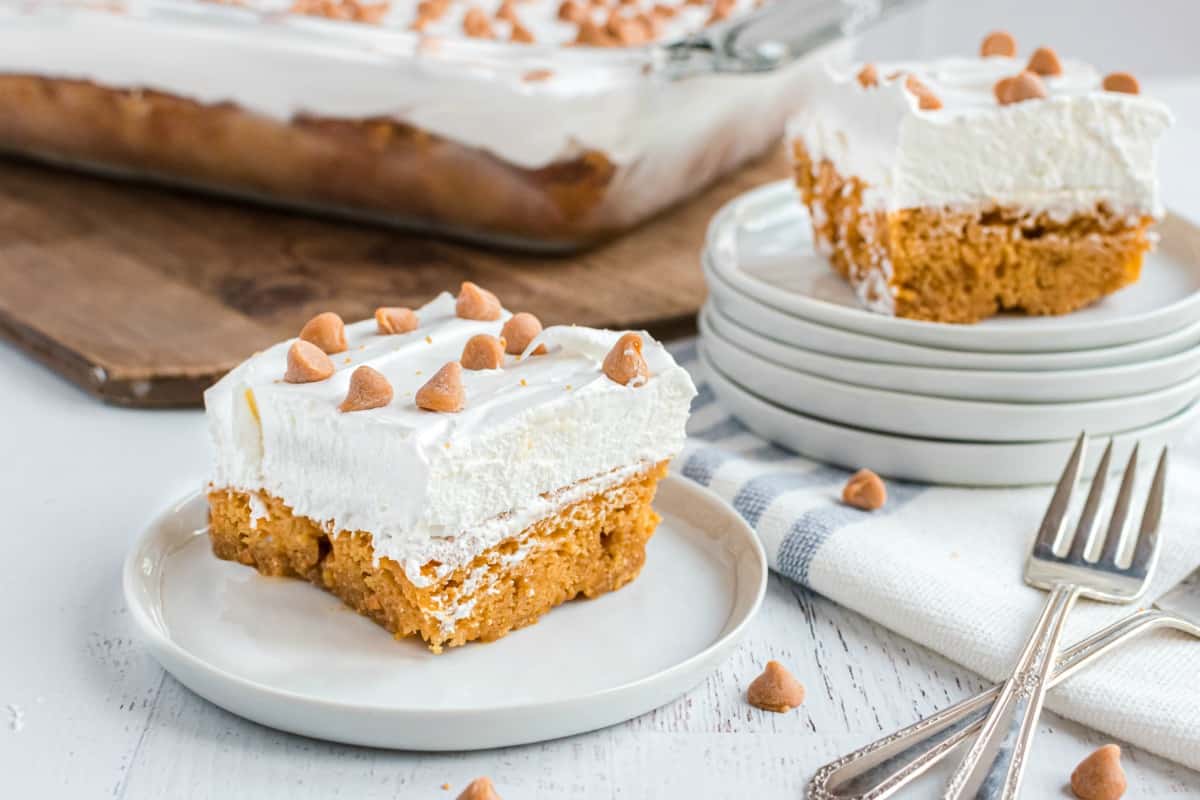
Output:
[
  {"xmin": 123, "ymin": 477, "xmax": 766, "ymax": 751},
  {"xmin": 701, "ymin": 302, "xmax": 1200, "ymax": 403},
  {"xmin": 701, "ymin": 336, "xmax": 1200, "ymax": 443},
  {"xmin": 705, "ymin": 261, "xmax": 1200, "ymax": 372},
  {"xmin": 699, "ymin": 351, "xmax": 1200, "ymax": 486},
  {"xmin": 706, "ymin": 181, "xmax": 1200, "ymax": 353}
]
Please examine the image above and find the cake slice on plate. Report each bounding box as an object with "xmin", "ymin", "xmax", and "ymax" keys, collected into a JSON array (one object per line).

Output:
[
  {"xmin": 788, "ymin": 31, "xmax": 1173, "ymax": 323},
  {"xmin": 204, "ymin": 284, "xmax": 696, "ymax": 652}
]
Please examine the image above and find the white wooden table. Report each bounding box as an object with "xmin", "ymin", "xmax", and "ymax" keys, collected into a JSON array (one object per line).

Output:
[{"xmin": 5, "ymin": 80, "xmax": 1200, "ymax": 800}]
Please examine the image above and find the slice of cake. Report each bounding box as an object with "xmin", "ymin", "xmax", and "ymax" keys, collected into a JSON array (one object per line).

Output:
[
  {"xmin": 788, "ymin": 32, "xmax": 1173, "ymax": 323},
  {"xmin": 204, "ymin": 284, "xmax": 696, "ymax": 651}
]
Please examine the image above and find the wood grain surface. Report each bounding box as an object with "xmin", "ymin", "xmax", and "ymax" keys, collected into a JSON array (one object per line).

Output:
[{"xmin": 0, "ymin": 150, "xmax": 789, "ymax": 408}]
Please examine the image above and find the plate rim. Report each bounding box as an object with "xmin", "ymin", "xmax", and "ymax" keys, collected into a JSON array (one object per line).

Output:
[
  {"xmin": 703, "ymin": 254, "xmax": 1200, "ymax": 371},
  {"xmin": 705, "ymin": 180, "xmax": 1200, "ymax": 353},
  {"xmin": 122, "ymin": 475, "xmax": 768, "ymax": 720}
]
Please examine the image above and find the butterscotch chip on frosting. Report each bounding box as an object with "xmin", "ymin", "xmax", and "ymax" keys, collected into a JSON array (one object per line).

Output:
[
  {"xmin": 463, "ymin": 7, "xmax": 494, "ymax": 38},
  {"xmin": 495, "ymin": 0, "xmax": 518, "ymax": 21},
  {"xmin": 843, "ymin": 468, "xmax": 886, "ymax": 510},
  {"xmin": 980, "ymin": 30, "xmax": 1017, "ymax": 57},
  {"xmin": 856, "ymin": 63, "xmax": 879, "ymax": 88},
  {"xmin": 1103, "ymin": 72, "xmax": 1140, "ymax": 95},
  {"xmin": 456, "ymin": 777, "xmax": 501, "ymax": 800},
  {"xmin": 510, "ymin": 21, "xmax": 535, "ymax": 42},
  {"xmin": 557, "ymin": 0, "xmax": 587, "ymax": 22},
  {"xmin": 1000, "ymin": 70, "xmax": 1048, "ymax": 104},
  {"xmin": 602, "ymin": 332, "xmax": 649, "ymax": 386},
  {"xmin": 456, "ymin": 281, "xmax": 502, "ymax": 321},
  {"xmin": 1071, "ymin": 745, "xmax": 1126, "ymax": 800},
  {"xmin": 376, "ymin": 306, "xmax": 419, "ymax": 335},
  {"xmin": 339, "ymin": 365, "xmax": 393, "ymax": 412},
  {"xmin": 416, "ymin": 362, "xmax": 466, "ymax": 412},
  {"xmin": 904, "ymin": 75, "xmax": 942, "ymax": 110},
  {"xmin": 461, "ymin": 334, "xmax": 506, "ymax": 370},
  {"xmin": 993, "ymin": 75, "xmax": 1017, "ymax": 104},
  {"xmin": 299, "ymin": 311, "xmax": 348, "ymax": 355},
  {"xmin": 1026, "ymin": 46, "xmax": 1063, "ymax": 76},
  {"xmin": 501, "ymin": 312, "xmax": 547, "ymax": 355},
  {"xmin": 747, "ymin": 661, "xmax": 805, "ymax": 713},
  {"xmin": 285, "ymin": 340, "xmax": 335, "ymax": 384},
  {"xmin": 575, "ymin": 19, "xmax": 613, "ymax": 46}
]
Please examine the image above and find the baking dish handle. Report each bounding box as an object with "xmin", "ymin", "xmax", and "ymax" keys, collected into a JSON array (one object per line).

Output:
[{"xmin": 663, "ymin": 0, "xmax": 924, "ymax": 79}]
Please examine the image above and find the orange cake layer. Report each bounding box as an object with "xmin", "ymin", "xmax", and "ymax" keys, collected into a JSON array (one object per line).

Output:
[
  {"xmin": 207, "ymin": 461, "xmax": 668, "ymax": 652},
  {"xmin": 793, "ymin": 140, "xmax": 1155, "ymax": 324}
]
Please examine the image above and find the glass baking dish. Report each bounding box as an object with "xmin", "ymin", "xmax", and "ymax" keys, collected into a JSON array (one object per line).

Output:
[{"xmin": 0, "ymin": 0, "xmax": 908, "ymax": 251}]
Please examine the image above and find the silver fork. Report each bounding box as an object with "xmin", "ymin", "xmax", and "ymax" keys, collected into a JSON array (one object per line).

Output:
[
  {"xmin": 943, "ymin": 434, "xmax": 1167, "ymax": 800},
  {"xmin": 807, "ymin": 571, "xmax": 1197, "ymax": 800}
]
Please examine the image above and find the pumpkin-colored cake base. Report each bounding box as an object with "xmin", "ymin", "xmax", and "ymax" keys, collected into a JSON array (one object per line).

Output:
[
  {"xmin": 207, "ymin": 462, "xmax": 667, "ymax": 652},
  {"xmin": 793, "ymin": 141, "xmax": 1154, "ymax": 323}
]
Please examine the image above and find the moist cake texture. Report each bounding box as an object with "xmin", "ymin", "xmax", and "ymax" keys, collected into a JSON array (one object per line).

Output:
[
  {"xmin": 788, "ymin": 36, "xmax": 1172, "ymax": 323},
  {"xmin": 203, "ymin": 289, "xmax": 696, "ymax": 651}
]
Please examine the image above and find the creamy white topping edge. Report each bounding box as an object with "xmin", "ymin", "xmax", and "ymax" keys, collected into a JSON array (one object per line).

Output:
[{"xmin": 204, "ymin": 292, "xmax": 696, "ymax": 583}]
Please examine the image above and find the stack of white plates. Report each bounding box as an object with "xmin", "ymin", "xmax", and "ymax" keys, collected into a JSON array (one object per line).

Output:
[{"xmin": 698, "ymin": 181, "xmax": 1200, "ymax": 486}]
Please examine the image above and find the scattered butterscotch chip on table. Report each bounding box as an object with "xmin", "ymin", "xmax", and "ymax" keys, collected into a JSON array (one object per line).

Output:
[
  {"xmin": 1071, "ymin": 744, "xmax": 1126, "ymax": 800},
  {"xmin": 457, "ymin": 776, "xmax": 501, "ymax": 800},
  {"xmin": 299, "ymin": 311, "xmax": 348, "ymax": 355},
  {"xmin": 842, "ymin": 469, "xmax": 886, "ymax": 511},
  {"xmin": 747, "ymin": 660, "xmax": 806, "ymax": 713}
]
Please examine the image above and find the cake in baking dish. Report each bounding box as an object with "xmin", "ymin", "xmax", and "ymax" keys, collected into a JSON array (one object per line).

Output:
[
  {"xmin": 203, "ymin": 284, "xmax": 696, "ymax": 651},
  {"xmin": 788, "ymin": 31, "xmax": 1173, "ymax": 323}
]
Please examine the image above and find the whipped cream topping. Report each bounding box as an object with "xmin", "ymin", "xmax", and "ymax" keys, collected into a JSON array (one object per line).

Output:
[
  {"xmin": 204, "ymin": 292, "xmax": 696, "ymax": 582},
  {"xmin": 787, "ymin": 57, "xmax": 1173, "ymax": 217}
]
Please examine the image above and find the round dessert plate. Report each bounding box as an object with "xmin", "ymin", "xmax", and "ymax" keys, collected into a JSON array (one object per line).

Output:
[
  {"xmin": 699, "ymin": 351, "xmax": 1200, "ymax": 487},
  {"xmin": 701, "ymin": 302, "xmax": 1200, "ymax": 403},
  {"xmin": 701, "ymin": 335, "xmax": 1200, "ymax": 443},
  {"xmin": 706, "ymin": 181, "xmax": 1200, "ymax": 353},
  {"xmin": 705, "ymin": 261, "xmax": 1200, "ymax": 372},
  {"xmin": 123, "ymin": 476, "xmax": 766, "ymax": 751}
]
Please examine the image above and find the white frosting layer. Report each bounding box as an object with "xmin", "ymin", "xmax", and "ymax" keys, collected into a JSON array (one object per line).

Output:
[
  {"xmin": 0, "ymin": 0, "xmax": 814, "ymax": 174},
  {"xmin": 787, "ymin": 57, "xmax": 1173, "ymax": 217},
  {"xmin": 204, "ymin": 293, "xmax": 696, "ymax": 582}
]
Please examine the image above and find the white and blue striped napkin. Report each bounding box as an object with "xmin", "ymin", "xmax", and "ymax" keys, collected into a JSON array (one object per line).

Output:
[{"xmin": 670, "ymin": 340, "xmax": 1200, "ymax": 772}]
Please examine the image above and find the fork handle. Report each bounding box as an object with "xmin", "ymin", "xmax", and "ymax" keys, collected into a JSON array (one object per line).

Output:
[
  {"xmin": 806, "ymin": 610, "xmax": 1174, "ymax": 800},
  {"xmin": 942, "ymin": 584, "xmax": 1082, "ymax": 800}
]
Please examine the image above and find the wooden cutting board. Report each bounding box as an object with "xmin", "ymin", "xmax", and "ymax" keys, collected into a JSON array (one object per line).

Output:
[{"xmin": 0, "ymin": 149, "xmax": 789, "ymax": 407}]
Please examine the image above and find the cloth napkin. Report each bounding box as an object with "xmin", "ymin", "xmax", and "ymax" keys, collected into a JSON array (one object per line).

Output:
[{"xmin": 669, "ymin": 339, "xmax": 1200, "ymax": 773}]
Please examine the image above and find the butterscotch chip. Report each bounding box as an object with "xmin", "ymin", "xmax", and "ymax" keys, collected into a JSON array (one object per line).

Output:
[
  {"xmin": 417, "ymin": 0, "xmax": 447, "ymax": 18},
  {"xmin": 980, "ymin": 30, "xmax": 1017, "ymax": 57},
  {"xmin": 557, "ymin": 0, "xmax": 587, "ymax": 21},
  {"xmin": 651, "ymin": 2, "xmax": 676, "ymax": 17},
  {"xmin": 456, "ymin": 777, "xmax": 501, "ymax": 800},
  {"xmin": 461, "ymin": 334, "xmax": 506, "ymax": 370},
  {"xmin": 522, "ymin": 68, "xmax": 554, "ymax": 82},
  {"xmin": 285, "ymin": 340, "xmax": 335, "ymax": 384},
  {"xmin": 463, "ymin": 7, "xmax": 494, "ymax": 37},
  {"xmin": 706, "ymin": 0, "xmax": 733, "ymax": 24},
  {"xmin": 510, "ymin": 21, "xmax": 534, "ymax": 42},
  {"xmin": 299, "ymin": 311, "xmax": 348, "ymax": 355},
  {"xmin": 456, "ymin": 281, "xmax": 502, "ymax": 321},
  {"xmin": 575, "ymin": 19, "xmax": 613, "ymax": 45},
  {"xmin": 416, "ymin": 362, "xmax": 465, "ymax": 412},
  {"xmin": 842, "ymin": 468, "xmax": 886, "ymax": 510},
  {"xmin": 375, "ymin": 307, "xmax": 419, "ymax": 335},
  {"xmin": 856, "ymin": 63, "xmax": 878, "ymax": 88},
  {"xmin": 993, "ymin": 75, "xmax": 1017, "ymax": 104},
  {"xmin": 495, "ymin": 0, "xmax": 518, "ymax": 20},
  {"xmin": 602, "ymin": 332, "xmax": 649, "ymax": 386},
  {"xmin": 501, "ymin": 312, "xmax": 547, "ymax": 355},
  {"xmin": 747, "ymin": 661, "xmax": 805, "ymax": 713},
  {"xmin": 605, "ymin": 9, "xmax": 644, "ymax": 44},
  {"xmin": 1102, "ymin": 72, "xmax": 1140, "ymax": 95},
  {"xmin": 1026, "ymin": 46, "xmax": 1063, "ymax": 76},
  {"xmin": 339, "ymin": 366, "xmax": 393, "ymax": 412},
  {"xmin": 410, "ymin": 14, "xmax": 429, "ymax": 30},
  {"xmin": 1000, "ymin": 70, "xmax": 1048, "ymax": 104},
  {"xmin": 1071, "ymin": 745, "xmax": 1126, "ymax": 800},
  {"xmin": 903, "ymin": 75, "xmax": 942, "ymax": 110}
]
